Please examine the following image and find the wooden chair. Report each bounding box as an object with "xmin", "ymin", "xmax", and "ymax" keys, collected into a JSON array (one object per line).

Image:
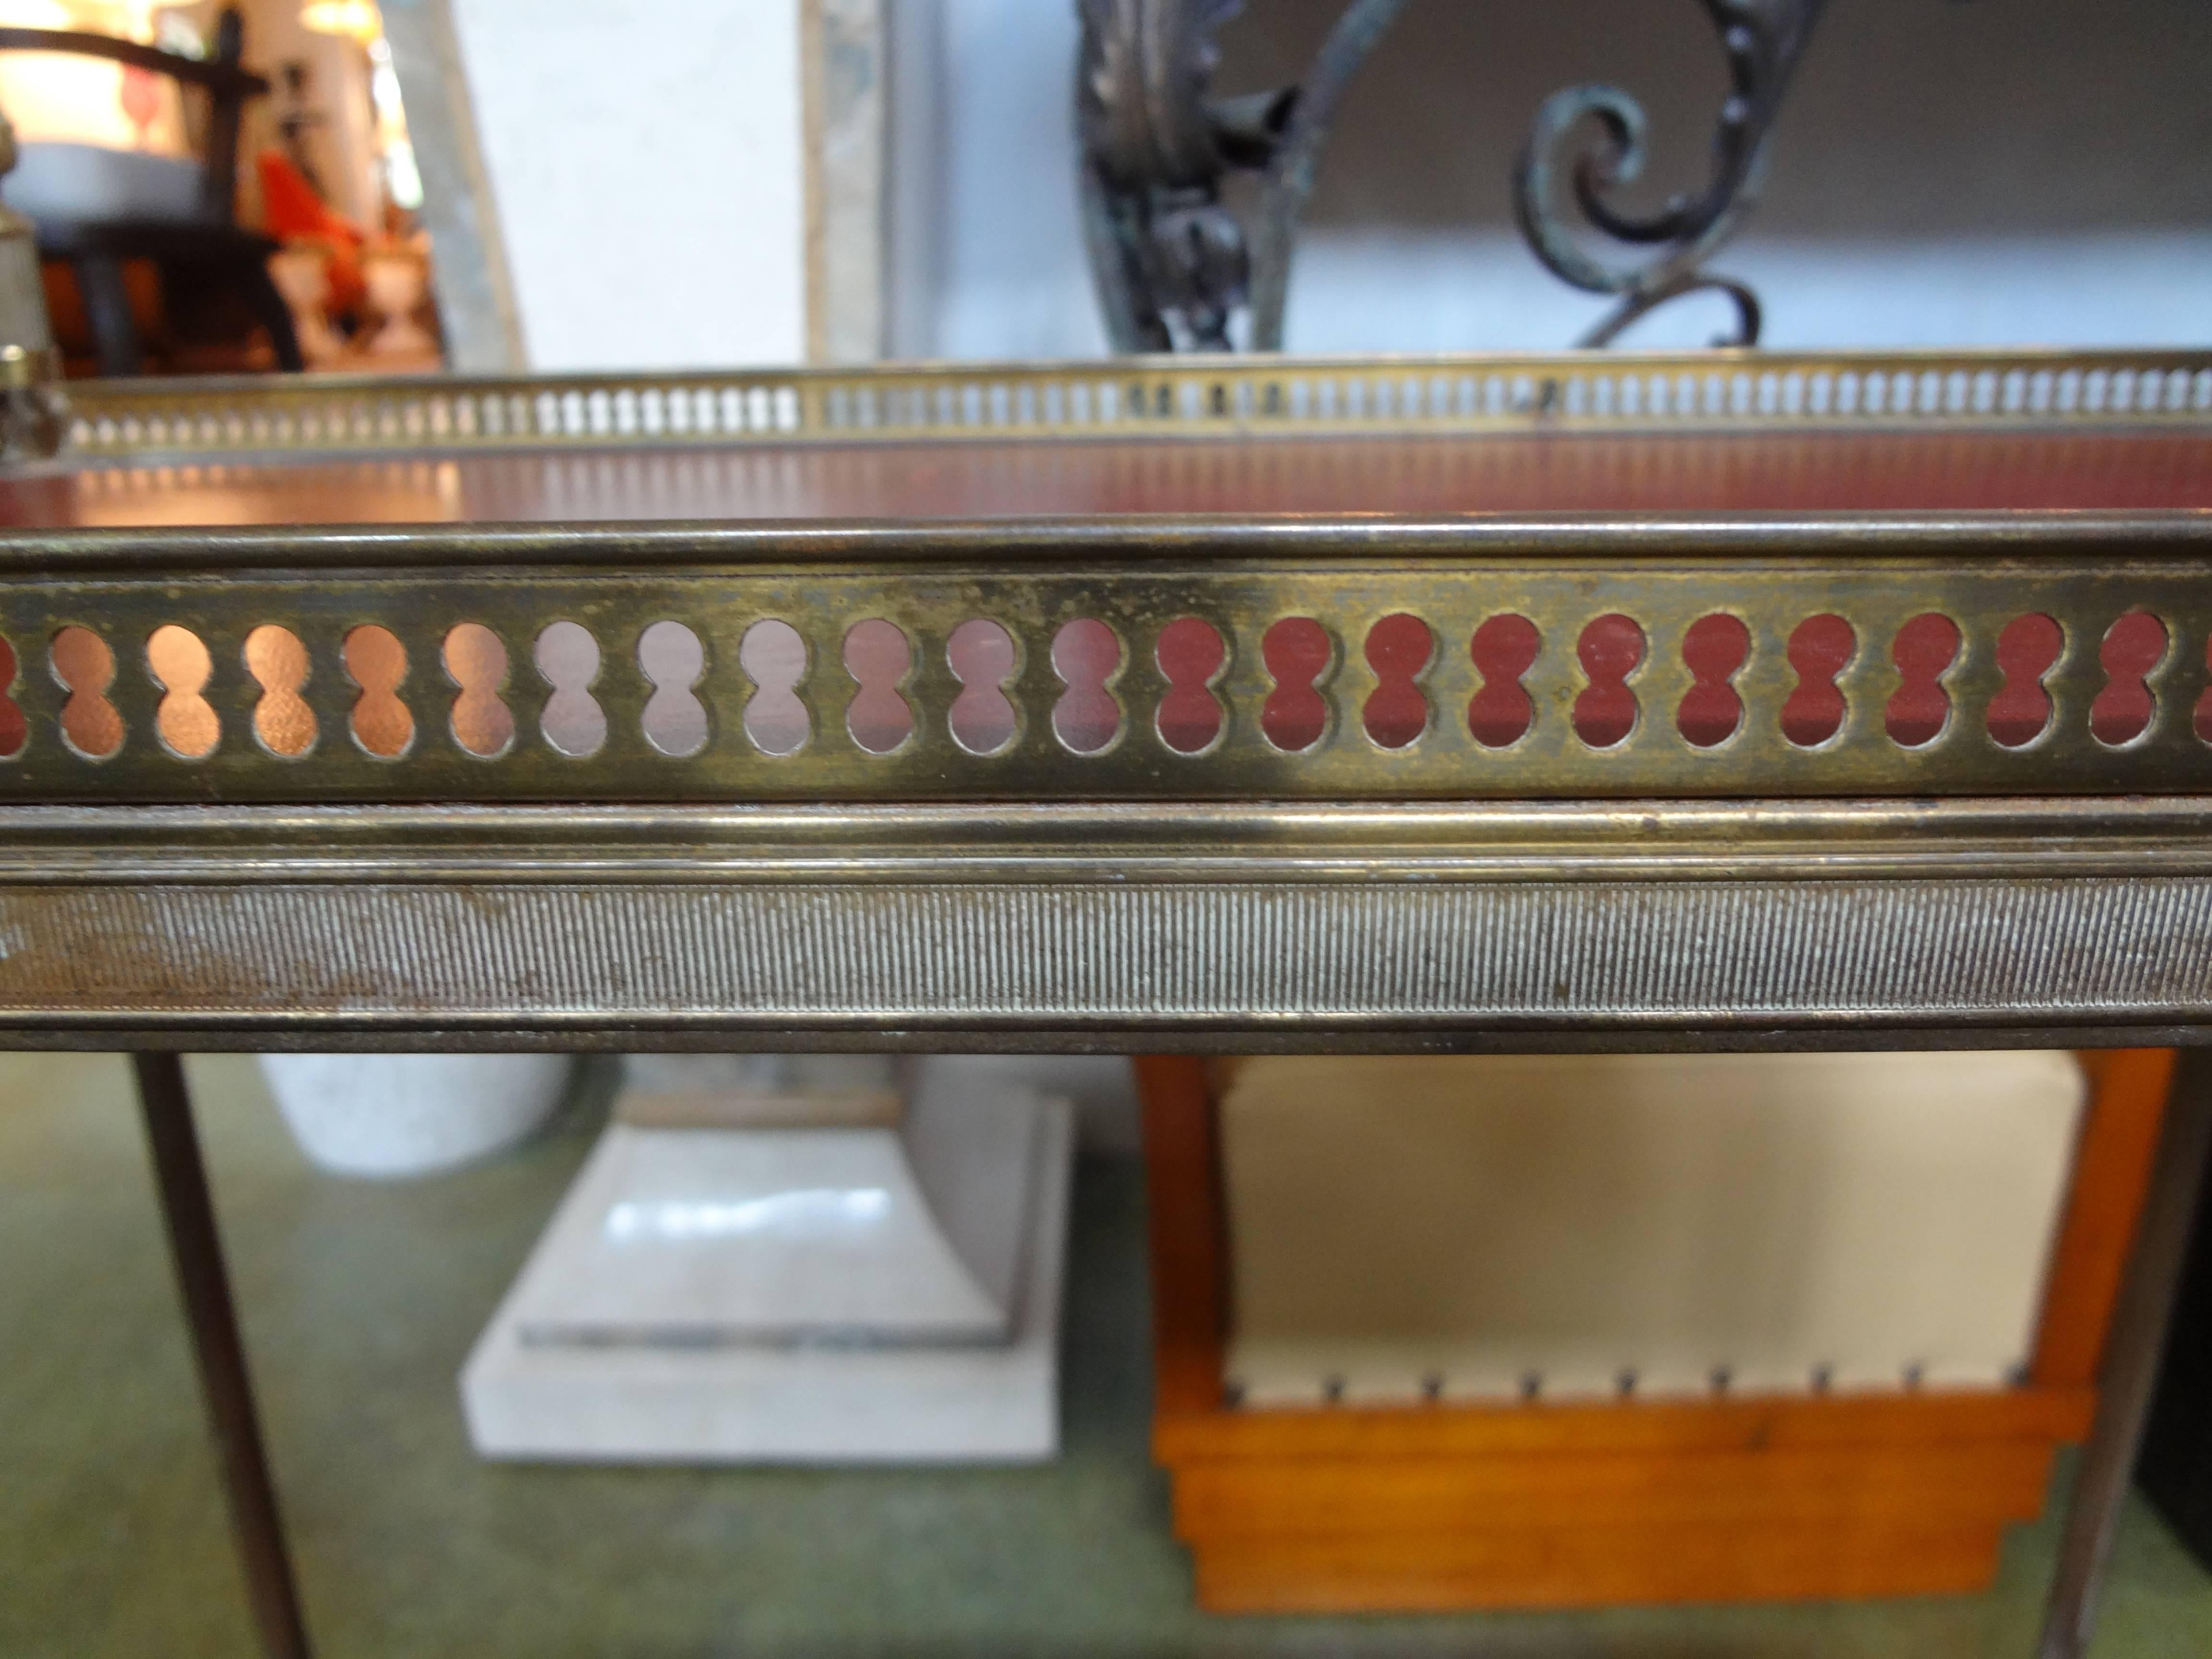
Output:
[{"xmin": 0, "ymin": 8, "xmax": 302, "ymax": 375}]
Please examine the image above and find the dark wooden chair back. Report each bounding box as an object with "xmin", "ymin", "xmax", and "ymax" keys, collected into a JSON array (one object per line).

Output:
[{"xmin": 0, "ymin": 7, "xmax": 269, "ymax": 224}]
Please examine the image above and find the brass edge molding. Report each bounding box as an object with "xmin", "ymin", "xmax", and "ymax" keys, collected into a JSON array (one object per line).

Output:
[
  {"xmin": 49, "ymin": 349, "xmax": 2212, "ymax": 462},
  {"xmin": 4, "ymin": 509, "xmax": 2209, "ymax": 572},
  {"xmin": 9, "ymin": 1026, "xmax": 2203, "ymax": 1057},
  {"xmin": 3, "ymin": 798, "xmax": 2212, "ymax": 885}
]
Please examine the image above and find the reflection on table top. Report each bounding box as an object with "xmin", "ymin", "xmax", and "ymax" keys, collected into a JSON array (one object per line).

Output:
[{"xmin": 6, "ymin": 429, "xmax": 2212, "ymax": 530}]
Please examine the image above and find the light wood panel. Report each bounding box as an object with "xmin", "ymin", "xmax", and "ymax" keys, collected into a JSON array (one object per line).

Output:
[
  {"xmin": 1172, "ymin": 1441, "xmax": 2055, "ymax": 1539},
  {"xmin": 1193, "ymin": 1522, "xmax": 2010, "ymax": 1613},
  {"xmin": 1136, "ymin": 1054, "xmax": 1228, "ymax": 1416},
  {"xmin": 2032, "ymin": 1047, "xmax": 2174, "ymax": 1386}
]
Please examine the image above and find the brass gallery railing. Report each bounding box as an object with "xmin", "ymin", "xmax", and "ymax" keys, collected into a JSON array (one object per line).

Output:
[
  {"xmin": 52, "ymin": 347, "xmax": 2212, "ymax": 457},
  {"xmin": 6, "ymin": 519, "xmax": 2212, "ymax": 804},
  {"xmin": 4, "ymin": 348, "xmax": 2212, "ymax": 1049}
]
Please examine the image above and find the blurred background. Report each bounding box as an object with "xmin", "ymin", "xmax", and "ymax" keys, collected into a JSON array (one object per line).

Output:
[{"xmin": 0, "ymin": 0, "xmax": 2205, "ymax": 378}]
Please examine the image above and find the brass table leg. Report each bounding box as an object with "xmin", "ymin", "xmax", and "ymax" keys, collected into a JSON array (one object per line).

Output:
[
  {"xmin": 134, "ymin": 1052, "xmax": 313, "ymax": 1659},
  {"xmin": 2038, "ymin": 1045, "xmax": 2212, "ymax": 1659}
]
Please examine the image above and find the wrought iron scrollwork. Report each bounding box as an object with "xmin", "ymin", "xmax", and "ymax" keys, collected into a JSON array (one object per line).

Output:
[
  {"xmin": 1076, "ymin": 0, "xmax": 1292, "ymax": 350},
  {"xmin": 1243, "ymin": 0, "xmax": 1417, "ymax": 352},
  {"xmin": 1076, "ymin": 0, "xmax": 1832, "ymax": 354},
  {"xmin": 1513, "ymin": 0, "xmax": 1830, "ymax": 348}
]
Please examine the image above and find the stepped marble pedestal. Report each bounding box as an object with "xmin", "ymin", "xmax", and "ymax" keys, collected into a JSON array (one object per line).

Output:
[{"xmin": 462, "ymin": 1055, "xmax": 1073, "ymax": 1463}]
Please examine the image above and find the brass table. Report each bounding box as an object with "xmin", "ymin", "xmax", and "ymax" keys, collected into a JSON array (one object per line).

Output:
[{"xmin": 8, "ymin": 349, "xmax": 2212, "ymax": 1658}]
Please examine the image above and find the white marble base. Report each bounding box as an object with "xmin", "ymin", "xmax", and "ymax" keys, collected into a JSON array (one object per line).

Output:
[
  {"xmin": 260, "ymin": 1053, "xmax": 571, "ymax": 1178},
  {"xmin": 460, "ymin": 1061, "xmax": 1073, "ymax": 1463}
]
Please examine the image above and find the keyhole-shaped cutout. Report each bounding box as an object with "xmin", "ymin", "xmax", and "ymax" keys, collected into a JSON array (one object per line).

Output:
[
  {"xmin": 344, "ymin": 625, "xmax": 413, "ymax": 759},
  {"xmin": 535, "ymin": 621, "xmax": 607, "ymax": 758},
  {"xmin": 148, "ymin": 625, "xmax": 218, "ymax": 758},
  {"xmin": 0, "ymin": 635, "xmax": 23, "ymax": 759},
  {"xmin": 1156, "ymin": 617, "xmax": 1226, "ymax": 755},
  {"xmin": 1362, "ymin": 613, "xmax": 1432, "ymax": 750},
  {"xmin": 1885, "ymin": 613, "xmax": 1961, "ymax": 748},
  {"xmin": 2091, "ymin": 611, "xmax": 2167, "ymax": 748},
  {"xmin": 1572, "ymin": 614, "xmax": 1646, "ymax": 749},
  {"xmin": 1986, "ymin": 614, "xmax": 2064, "ymax": 749},
  {"xmin": 244, "ymin": 625, "xmax": 316, "ymax": 758},
  {"xmin": 844, "ymin": 618, "xmax": 914, "ymax": 755},
  {"xmin": 1260, "ymin": 617, "xmax": 1331, "ymax": 753},
  {"xmin": 1051, "ymin": 618, "xmax": 1122, "ymax": 755},
  {"xmin": 1781, "ymin": 614, "xmax": 1854, "ymax": 748},
  {"xmin": 1468, "ymin": 613, "xmax": 1539, "ymax": 749},
  {"xmin": 50, "ymin": 625, "xmax": 123, "ymax": 759},
  {"xmin": 947, "ymin": 618, "xmax": 1018, "ymax": 755},
  {"xmin": 444, "ymin": 622, "xmax": 514, "ymax": 758},
  {"xmin": 740, "ymin": 618, "xmax": 809, "ymax": 756},
  {"xmin": 639, "ymin": 620, "xmax": 709, "ymax": 758},
  {"xmin": 1678, "ymin": 613, "xmax": 1751, "ymax": 748}
]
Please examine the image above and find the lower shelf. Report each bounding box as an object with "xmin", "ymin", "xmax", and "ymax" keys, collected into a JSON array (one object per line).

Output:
[
  {"xmin": 1190, "ymin": 1518, "xmax": 2016, "ymax": 1614},
  {"xmin": 1135, "ymin": 1051, "xmax": 2156, "ymax": 1615},
  {"xmin": 1156, "ymin": 1387, "xmax": 2092, "ymax": 1613}
]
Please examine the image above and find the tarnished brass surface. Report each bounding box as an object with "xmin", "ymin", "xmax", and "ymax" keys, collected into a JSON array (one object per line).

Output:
[
  {"xmin": 11, "ymin": 795, "xmax": 2212, "ymax": 882},
  {"xmin": 0, "ymin": 517, "xmax": 2210, "ymax": 802},
  {"xmin": 0, "ymin": 797, "xmax": 2207, "ymax": 1048}
]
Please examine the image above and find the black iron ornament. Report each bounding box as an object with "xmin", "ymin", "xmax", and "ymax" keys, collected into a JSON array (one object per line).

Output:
[
  {"xmin": 1075, "ymin": 0, "xmax": 1286, "ymax": 351},
  {"xmin": 1077, "ymin": 0, "xmax": 1834, "ymax": 353}
]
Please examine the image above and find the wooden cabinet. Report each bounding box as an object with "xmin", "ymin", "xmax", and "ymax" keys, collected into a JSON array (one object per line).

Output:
[{"xmin": 1138, "ymin": 1050, "xmax": 2174, "ymax": 1612}]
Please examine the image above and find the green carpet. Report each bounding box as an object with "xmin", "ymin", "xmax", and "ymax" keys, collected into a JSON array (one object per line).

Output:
[{"xmin": 3, "ymin": 1051, "xmax": 2209, "ymax": 1657}]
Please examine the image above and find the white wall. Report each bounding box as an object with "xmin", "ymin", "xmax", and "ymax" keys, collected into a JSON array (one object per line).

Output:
[
  {"xmin": 448, "ymin": 0, "xmax": 806, "ymax": 371},
  {"xmin": 930, "ymin": 0, "xmax": 1103, "ymax": 360},
  {"xmin": 1278, "ymin": 230, "xmax": 2212, "ymax": 355},
  {"xmin": 883, "ymin": 0, "xmax": 946, "ymax": 359},
  {"xmin": 427, "ymin": 0, "xmax": 2212, "ymax": 366}
]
